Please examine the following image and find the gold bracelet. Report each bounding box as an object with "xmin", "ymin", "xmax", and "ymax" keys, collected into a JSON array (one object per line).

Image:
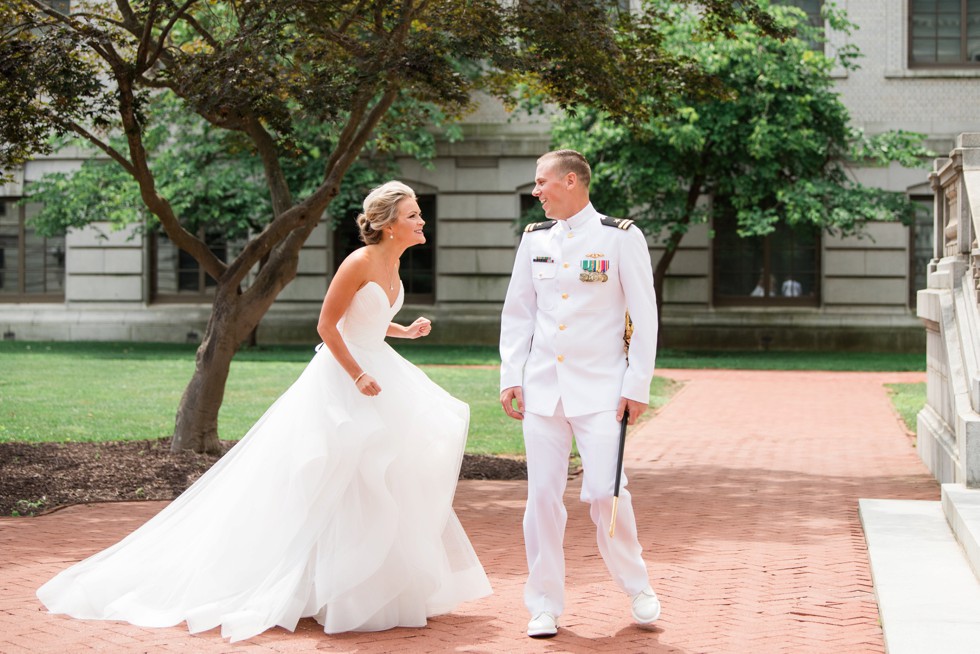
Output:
[{"xmin": 353, "ymin": 371, "xmax": 367, "ymax": 384}]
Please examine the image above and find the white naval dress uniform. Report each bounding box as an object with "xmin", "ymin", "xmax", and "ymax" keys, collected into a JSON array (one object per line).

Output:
[{"xmin": 499, "ymin": 202, "xmax": 658, "ymax": 618}]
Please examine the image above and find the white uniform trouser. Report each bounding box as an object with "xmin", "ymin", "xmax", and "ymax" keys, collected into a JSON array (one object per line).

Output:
[{"xmin": 522, "ymin": 400, "xmax": 650, "ymax": 617}]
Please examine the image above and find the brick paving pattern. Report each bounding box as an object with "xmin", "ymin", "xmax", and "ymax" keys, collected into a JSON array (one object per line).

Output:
[{"xmin": 0, "ymin": 369, "xmax": 937, "ymax": 653}]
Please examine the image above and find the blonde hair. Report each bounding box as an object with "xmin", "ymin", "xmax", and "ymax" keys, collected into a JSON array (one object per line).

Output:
[
  {"xmin": 539, "ymin": 149, "xmax": 592, "ymax": 188},
  {"xmin": 355, "ymin": 181, "xmax": 417, "ymax": 245}
]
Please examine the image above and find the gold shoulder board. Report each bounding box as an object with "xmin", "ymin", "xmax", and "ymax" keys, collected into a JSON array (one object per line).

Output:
[
  {"xmin": 600, "ymin": 216, "xmax": 636, "ymax": 231},
  {"xmin": 524, "ymin": 220, "xmax": 557, "ymax": 233}
]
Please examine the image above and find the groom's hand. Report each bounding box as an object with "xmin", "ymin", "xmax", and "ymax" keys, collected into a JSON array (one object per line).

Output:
[
  {"xmin": 500, "ymin": 386, "xmax": 525, "ymax": 420},
  {"xmin": 616, "ymin": 397, "xmax": 648, "ymax": 425}
]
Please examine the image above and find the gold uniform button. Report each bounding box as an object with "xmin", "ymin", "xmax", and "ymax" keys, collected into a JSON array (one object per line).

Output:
[
  {"xmin": 559, "ymin": 324, "xmax": 567, "ymax": 331},
  {"xmin": 561, "ymin": 293, "xmax": 568, "ymax": 299},
  {"xmin": 563, "ymin": 262, "xmax": 569, "ymax": 268},
  {"xmin": 557, "ymin": 355, "xmax": 565, "ymax": 362}
]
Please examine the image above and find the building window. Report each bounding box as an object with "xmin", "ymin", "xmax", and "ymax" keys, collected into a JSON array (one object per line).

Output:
[
  {"xmin": 332, "ymin": 194, "xmax": 436, "ymax": 304},
  {"xmin": 775, "ymin": 0, "xmax": 824, "ymax": 49},
  {"xmin": 713, "ymin": 210, "xmax": 821, "ymax": 307},
  {"xmin": 0, "ymin": 200, "xmax": 65, "ymax": 301},
  {"xmin": 909, "ymin": 0, "xmax": 980, "ymax": 66},
  {"xmin": 782, "ymin": 0, "xmax": 823, "ymax": 29},
  {"xmin": 909, "ymin": 197, "xmax": 935, "ymax": 308},
  {"xmin": 151, "ymin": 229, "xmax": 237, "ymax": 301},
  {"xmin": 520, "ymin": 193, "xmax": 546, "ymax": 226}
]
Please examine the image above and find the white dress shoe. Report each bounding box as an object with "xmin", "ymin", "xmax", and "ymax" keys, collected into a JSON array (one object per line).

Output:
[
  {"xmin": 527, "ymin": 611, "xmax": 558, "ymax": 638},
  {"xmin": 631, "ymin": 588, "xmax": 661, "ymax": 624}
]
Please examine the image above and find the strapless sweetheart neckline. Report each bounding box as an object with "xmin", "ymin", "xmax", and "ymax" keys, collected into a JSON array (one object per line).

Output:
[{"xmin": 362, "ymin": 280, "xmax": 402, "ymax": 309}]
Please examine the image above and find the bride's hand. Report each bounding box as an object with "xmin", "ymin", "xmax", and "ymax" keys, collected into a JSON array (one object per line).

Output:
[
  {"xmin": 406, "ymin": 317, "xmax": 431, "ymax": 339},
  {"xmin": 355, "ymin": 373, "xmax": 381, "ymax": 396}
]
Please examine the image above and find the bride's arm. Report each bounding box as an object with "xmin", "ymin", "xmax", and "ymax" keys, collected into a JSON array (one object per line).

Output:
[
  {"xmin": 386, "ymin": 318, "xmax": 431, "ymax": 339},
  {"xmin": 317, "ymin": 253, "xmax": 381, "ymax": 395}
]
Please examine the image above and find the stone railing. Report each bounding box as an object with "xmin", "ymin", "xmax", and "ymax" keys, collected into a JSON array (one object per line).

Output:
[{"xmin": 917, "ymin": 133, "xmax": 980, "ymax": 487}]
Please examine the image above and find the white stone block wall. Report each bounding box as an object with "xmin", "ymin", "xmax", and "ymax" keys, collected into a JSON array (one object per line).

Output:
[{"xmin": 64, "ymin": 223, "xmax": 145, "ymax": 303}]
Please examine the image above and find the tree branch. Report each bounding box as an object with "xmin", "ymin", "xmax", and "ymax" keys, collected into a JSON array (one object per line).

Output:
[
  {"xmin": 65, "ymin": 12, "xmax": 131, "ymax": 31},
  {"xmin": 243, "ymin": 118, "xmax": 293, "ymax": 217},
  {"xmin": 145, "ymin": 0, "xmax": 198, "ymax": 71},
  {"xmin": 338, "ymin": 0, "xmax": 370, "ymax": 35},
  {"xmin": 180, "ymin": 7, "xmax": 221, "ymax": 50},
  {"xmin": 134, "ymin": 0, "xmax": 161, "ymax": 72},
  {"xmin": 25, "ymin": 0, "xmax": 116, "ymax": 61},
  {"xmin": 110, "ymin": 66, "xmax": 226, "ymax": 280},
  {"xmin": 115, "ymin": 0, "xmax": 138, "ymax": 26},
  {"xmin": 58, "ymin": 118, "xmax": 137, "ymax": 176},
  {"xmin": 228, "ymin": 85, "xmax": 400, "ymax": 293}
]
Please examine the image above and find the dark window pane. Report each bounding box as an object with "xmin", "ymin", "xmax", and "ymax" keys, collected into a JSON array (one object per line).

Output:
[
  {"xmin": 968, "ymin": 39, "xmax": 980, "ymax": 60},
  {"xmin": 0, "ymin": 201, "xmax": 20, "ymax": 294},
  {"xmin": 774, "ymin": 0, "xmax": 824, "ymax": 49},
  {"xmin": 910, "ymin": 200, "xmax": 934, "ymax": 308},
  {"xmin": 713, "ymin": 208, "xmax": 820, "ymax": 305},
  {"xmin": 937, "ymin": 37, "xmax": 963, "ymax": 60},
  {"xmin": 910, "ymin": 0, "xmax": 980, "ymax": 65},
  {"xmin": 938, "ymin": 19, "xmax": 962, "ymax": 38},
  {"xmin": 0, "ymin": 200, "xmax": 65, "ymax": 298},
  {"xmin": 155, "ymin": 230, "xmax": 230, "ymax": 298}
]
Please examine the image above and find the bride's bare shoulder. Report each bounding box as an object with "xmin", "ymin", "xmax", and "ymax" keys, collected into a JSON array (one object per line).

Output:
[
  {"xmin": 338, "ymin": 247, "xmax": 373, "ymax": 271},
  {"xmin": 330, "ymin": 247, "xmax": 374, "ymax": 291}
]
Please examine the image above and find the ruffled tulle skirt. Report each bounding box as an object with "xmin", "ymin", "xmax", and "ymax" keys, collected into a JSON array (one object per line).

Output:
[{"xmin": 37, "ymin": 342, "xmax": 491, "ymax": 642}]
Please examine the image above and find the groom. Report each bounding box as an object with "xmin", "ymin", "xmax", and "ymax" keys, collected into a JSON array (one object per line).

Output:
[{"xmin": 499, "ymin": 149, "xmax": 661, "ymax": 638}]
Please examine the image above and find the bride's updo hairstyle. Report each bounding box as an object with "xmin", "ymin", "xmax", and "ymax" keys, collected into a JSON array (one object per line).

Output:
[{"xmin": 356, "ymin": 181, "xmax": 417, "ymax": 245}]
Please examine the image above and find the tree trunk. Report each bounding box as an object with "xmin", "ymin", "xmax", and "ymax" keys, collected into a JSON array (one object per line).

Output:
[
  {"xmin": 170, "ymin": 238, "xmax": 309, "ymax": 453},
  {"xmin": 653, "ymin": 249, "xmax": 673, "ymax": 323},
  {"xmin": 170, "ymin": 292, "xmax": 247, "ymax": 453},
  {"xmin": 653, "ymin": 173, "xmax": 707, "ymax": 337}
]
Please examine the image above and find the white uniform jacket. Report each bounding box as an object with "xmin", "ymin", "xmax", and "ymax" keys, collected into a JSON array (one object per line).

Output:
[{"xmin": 499, "ymin": 203, "xmax": 658, "ymax": 418}]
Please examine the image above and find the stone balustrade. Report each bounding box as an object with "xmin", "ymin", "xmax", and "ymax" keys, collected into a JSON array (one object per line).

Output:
[{"xmin": 917, "ymin": 133, "xmax": 980, "ymax": 488}]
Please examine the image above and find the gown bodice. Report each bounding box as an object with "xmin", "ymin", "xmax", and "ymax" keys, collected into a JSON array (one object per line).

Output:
[{"xmin": 339, "ymin": 282, "xmax": 404, "ymax": 349}]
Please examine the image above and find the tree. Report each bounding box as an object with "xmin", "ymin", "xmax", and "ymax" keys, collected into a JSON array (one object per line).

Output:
[
  {"xmin": 551, "ymin": 1, "xmax": 930, "ymax": 315},
  {"xmin": 1, "ymin": 0, "xmax": 782, "ymax": 452}
]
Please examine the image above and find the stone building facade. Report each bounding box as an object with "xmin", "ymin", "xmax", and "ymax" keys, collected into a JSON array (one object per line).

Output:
[{"xmin": 2, "ymin": 1, "xmax": 980, "ymax": 349}]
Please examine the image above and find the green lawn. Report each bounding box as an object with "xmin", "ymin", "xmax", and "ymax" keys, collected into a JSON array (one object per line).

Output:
[
  {"xmin": 886, "ymin": 382, "xmax": 926, "ymax": 434},
  {"xmin": 0, "ymin": 341, "xmax": 677, "ymax": 456}
]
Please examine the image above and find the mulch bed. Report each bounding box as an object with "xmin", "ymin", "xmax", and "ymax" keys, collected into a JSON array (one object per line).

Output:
[{"xmin": 0, "ymin": 439, "xmax": 526, "ymax": 517}]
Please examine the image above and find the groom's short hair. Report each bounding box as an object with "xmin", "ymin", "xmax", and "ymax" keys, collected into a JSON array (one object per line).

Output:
[{"xmin": 539, "ymin": 149, "xmax": 591, "ymax": 189}]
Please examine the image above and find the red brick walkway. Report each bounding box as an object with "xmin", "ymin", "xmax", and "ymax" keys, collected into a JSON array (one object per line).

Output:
[{"xmin": 0, "ymin": 369, "xmax": 937, "ymax": 653}]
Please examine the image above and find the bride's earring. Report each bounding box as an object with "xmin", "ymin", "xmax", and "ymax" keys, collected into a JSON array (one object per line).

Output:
[{"xmin": 389, "ymin": 232, "xmax": 394, "ymax": 239}]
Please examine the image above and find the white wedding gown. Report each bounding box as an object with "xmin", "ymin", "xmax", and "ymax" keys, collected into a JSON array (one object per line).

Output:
[{"xmin": 37, "ymin": 282, "xmax": 492, "ymax": 642}]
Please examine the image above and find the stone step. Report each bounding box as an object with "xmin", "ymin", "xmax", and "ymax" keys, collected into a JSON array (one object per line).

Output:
[
  {"xmin": 942, "ymin": 483, "xmax": 980, "ymax": 583},
  {"xmin": 859, "ymin": 498, "xmax": 980, "ymax": 654}
]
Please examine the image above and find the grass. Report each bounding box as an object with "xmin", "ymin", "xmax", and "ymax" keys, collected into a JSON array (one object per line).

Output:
[
  {"xmin": 0, "ymin": 341, "xmax": 677, "ymax": 456},
  {"xmin": 886, "ymin": 382, "xmax": 926, "ymax": 434}
]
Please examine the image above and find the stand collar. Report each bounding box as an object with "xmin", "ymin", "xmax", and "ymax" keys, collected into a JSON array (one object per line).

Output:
[{"xmin": 558, "ymin": 203, "xmax": 598, "ymax": 232}]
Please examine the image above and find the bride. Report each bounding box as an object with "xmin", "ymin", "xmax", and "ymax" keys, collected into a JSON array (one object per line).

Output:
[{"xmin": 37, "ymin": 181, "xmax": 492, "ymax": 642}]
